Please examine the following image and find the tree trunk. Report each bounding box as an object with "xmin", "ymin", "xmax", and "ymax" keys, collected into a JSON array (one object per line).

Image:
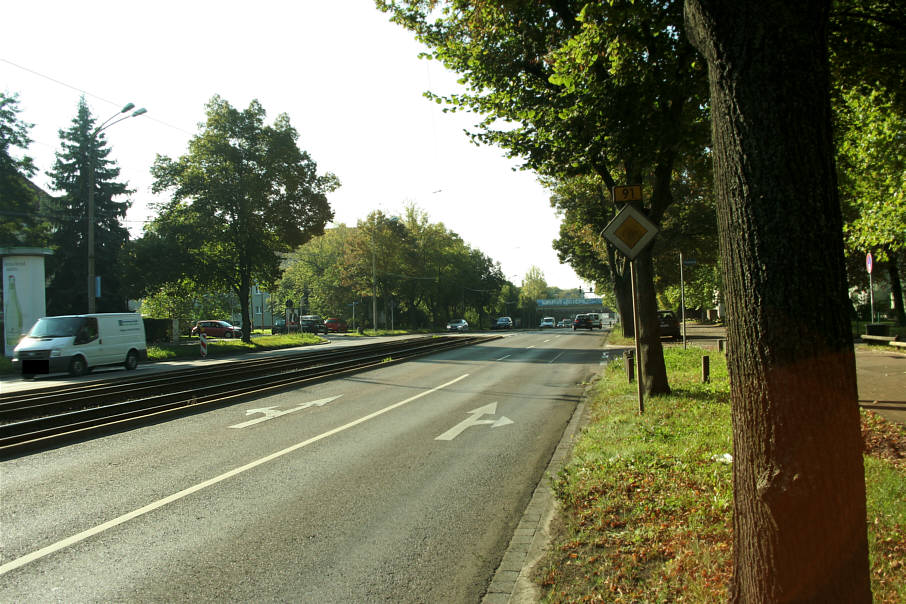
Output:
[
  {"xmin": 238, "ymin": 276, "xmax": 252, "ymax": 344},
  {"xmin": 887, "ymin": 251, "xmax": 905, "ymax": 326},
  {"xmin": 635, "ymin": 248, "xmax": 670, "ymax": 395},
  {"xmin": 685, "ymin": 1, "xmax": 871, "ymax": 601},
  {"xmin": 609, "ymin": 248, "xmax": 634, "ymax": 337}
]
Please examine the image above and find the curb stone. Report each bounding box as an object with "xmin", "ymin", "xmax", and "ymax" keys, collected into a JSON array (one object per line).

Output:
[{"xmin": 482, "ymin": 379, "xmax": 595, "ymax": 603}]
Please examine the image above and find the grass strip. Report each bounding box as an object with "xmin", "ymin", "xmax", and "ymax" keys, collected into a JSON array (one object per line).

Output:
[{"xmin": 537, "ymin": 346, "xmax": 906, "ymax": 602}]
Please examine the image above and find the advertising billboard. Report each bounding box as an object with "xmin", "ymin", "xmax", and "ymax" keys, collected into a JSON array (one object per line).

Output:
[{"xmin": 3, "ymin": 253, "xmax": 48, "ymax": 357}]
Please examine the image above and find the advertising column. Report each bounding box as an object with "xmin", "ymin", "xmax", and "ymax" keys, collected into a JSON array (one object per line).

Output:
[{"xmin": 3, "ymin": 250, "xmax": 50, "ymax": 357}]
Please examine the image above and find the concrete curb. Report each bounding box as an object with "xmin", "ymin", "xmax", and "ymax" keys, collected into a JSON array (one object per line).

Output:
[{"xmin": 481, "ymin": 380, "xmax": 595, "ymax": 604}]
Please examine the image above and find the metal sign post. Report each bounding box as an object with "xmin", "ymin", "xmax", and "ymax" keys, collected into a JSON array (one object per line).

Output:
[
  {"xmin": 630, "ymin": 259, "xmax": 645, "ymax": 413},
  {"xmin": 679, "ymin": 252, "xmax": 686, "ymax": 349},
  {"xmin": 602, "ymin": 188, "xmax": 658, "ymax": 414},
  {"xmin": 866, "ymin": 252, "xmax": 874, "ymax": 323}
]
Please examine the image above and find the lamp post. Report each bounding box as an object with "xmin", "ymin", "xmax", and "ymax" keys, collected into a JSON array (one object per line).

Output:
[{"xmin": 87, "ymin": 102, "xmax": 147, "ymax": 312}]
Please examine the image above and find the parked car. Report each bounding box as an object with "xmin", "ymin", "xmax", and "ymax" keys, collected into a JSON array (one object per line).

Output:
[
  {"xmin": 493, "ymin": 316, "xmax": 513, "ymax": 330},
  {"xmin": 573, "ymin": 314, "xmax": 593, "ymax": 330},
  {"xmin": 446, "ymin": 319, "xmax": 469, "ymax": 332},
  {"xmin": 271, "ymin": 318, "xmax": 287, "ymax": 335},
  {"xmin": 658, "ymin": 310, "xmax": 681, "ymax": 340},
  {"xmin": 192, "ymin": 320, "xmax": 241, "ymax": 339},
  {"xmin": 299, "ymin": 314, "xmax": 328, "ymax": 334},
  {"xmin": 324, "ymin": 317, "xmax": 348, "ymax": 333},
  {"xmin": 13, "ymin": 313, "xmax": 147, "ymax": 378},
  {"xmin": 539, "ymin": 316, "xmax": 556, "ymax": 328},
  {"xmin": 558, "ymin": 318, "xmax": 571, "ymax": 328}
]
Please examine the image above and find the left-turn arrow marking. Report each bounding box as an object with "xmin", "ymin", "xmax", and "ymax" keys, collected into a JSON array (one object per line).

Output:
[{"xmin": 229, "ymin": 395, "xmax": 342, "ymax": 429}]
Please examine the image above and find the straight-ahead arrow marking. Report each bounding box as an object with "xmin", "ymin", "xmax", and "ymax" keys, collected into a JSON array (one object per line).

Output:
[{"xmin": 229, "ymin": 395, "xmax": 342, "ymax": 429}]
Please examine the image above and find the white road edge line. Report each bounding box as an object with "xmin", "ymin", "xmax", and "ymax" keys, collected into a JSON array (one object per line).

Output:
[{"xmin": 0, "ymin": 374, "xmax": 470, "ymax": 576}]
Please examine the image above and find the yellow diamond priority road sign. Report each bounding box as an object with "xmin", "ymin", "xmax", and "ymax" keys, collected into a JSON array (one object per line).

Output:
[{"xmin": 602, "ymin": 204, "xmax": 659, "ymax": 260}]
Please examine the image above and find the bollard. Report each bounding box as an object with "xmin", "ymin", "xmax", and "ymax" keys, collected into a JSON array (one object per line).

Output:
[
  {"xmin": 624, "ymin": 349, "xmax": 635, "ymax": 383},
  {"xmin": 702, "ymin": 355, "xmax": 710, "ymax": 383},
  {"xmin": 718, "ymin": 338, "xmax": 727, "ymax": 354},
  {"xmin": 200, "ymin": 331, "xmax": 208, "ymax": 358}
]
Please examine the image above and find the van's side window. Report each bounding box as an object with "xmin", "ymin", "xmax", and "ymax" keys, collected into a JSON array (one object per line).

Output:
[{"xmin": 76, "ymin": 318, "xmax": 99, "ymax": 344}]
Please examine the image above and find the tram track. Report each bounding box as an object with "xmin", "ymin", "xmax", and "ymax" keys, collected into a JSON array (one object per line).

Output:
[{"xmin": 0, "ymin": 335, "xmax": 497, "ymax": 457}]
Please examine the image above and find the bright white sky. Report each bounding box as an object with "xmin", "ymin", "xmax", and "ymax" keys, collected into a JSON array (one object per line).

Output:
[{"xmin": 2, "ymin": 0, "xmax": 585, "ymax": 290}]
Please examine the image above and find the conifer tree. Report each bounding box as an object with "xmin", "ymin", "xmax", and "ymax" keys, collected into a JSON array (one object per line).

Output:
[
  {"xmin": 0, "ymin": 92, "xmax": 50, "ymax": 247},
  {"xmin": 45, "ymin": 97, "xmax": 132, "ymax": 314}
]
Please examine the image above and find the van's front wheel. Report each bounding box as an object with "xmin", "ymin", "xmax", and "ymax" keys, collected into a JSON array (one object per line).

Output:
[
  {"xmin": 68, "ymin": 356, "xmax": 88, "ymax": 377},
  {"xmin": 124, "ymin": 350, "xmax": 139, "ymax": 370}
]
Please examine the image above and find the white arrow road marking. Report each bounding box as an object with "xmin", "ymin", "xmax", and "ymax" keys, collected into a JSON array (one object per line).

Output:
[
  {"xmin": 229, "ymin": 395, "xmax": 342, "ymax": 429},
  {"xmin": 435, "ymin": 402, "xmax": 514, "ymax": 441},
  {"xmin": 0, "ymin": 374, "xmax": 469, "ymax": 576}
]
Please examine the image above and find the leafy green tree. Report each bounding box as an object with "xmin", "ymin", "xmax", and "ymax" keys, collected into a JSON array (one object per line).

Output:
[
  {"xmin": 685, "ymin": 1, "xmax": 871, "ymax": 599},
  {"xmin": 150, "ymin": 96, "xmax": 338, "ymax": 342},
  {"xmin": 0, "ymin": 92, "xmax": 50, "ymax": 247},
  {"xmin": 46, "ymin": 97, "xmax": 132, "ymax": 314},
  {"xmin": 830, "ymin": 0, "xmax": 906, "ymax": 114},
  {"xmin": 378, "ymin": 0, "xmax": 713, "ymax": 394},
  {"xmin": 836, "ymin": 87, "xmax": 906, "ymax": 324}
]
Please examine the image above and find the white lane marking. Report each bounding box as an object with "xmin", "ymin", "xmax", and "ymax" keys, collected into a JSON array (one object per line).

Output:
[
  {"xmin": 0, "ymin": 374, "xmax": 470, "ymax": 576},
  {"xmin": 229, "ymin": 395, "xmax": 342, "ymax": 429},
  {"xmin": 435, "ymin": 402, "xmax": 514, "ymax": 441},
  {"xmin": 496, "ymin": 354, "xmax": 511, "ymax": 361},
  {"xmin": 548, "ymin": 352, "xmax": 564, "ymax": 364},
  {"xmin": 526, "ymin": 345, "xmax": 536, "ymax": 349},
  {"xmin": 543, "ymin": 339, "xmax": 552, "ymax": 343}
]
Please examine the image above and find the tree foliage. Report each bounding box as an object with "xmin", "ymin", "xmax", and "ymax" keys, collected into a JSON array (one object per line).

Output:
[
  {"xmin": 275, "ymin": 206, "xmax": 511, "ymax": 330},
  {"xmin": 0, "ymin": 92, "xmax": 51, "ymax": 248},
  {"xmin": 377, "ymin": 0, "xmax": 714, "ymax": 394},
  {"xmin": 45, "ymin": 97, "xmax": 132, "ymax": 314},
  {"xmin": 148, "ymin": 96, "xmax": 338, "ymax": 341}
]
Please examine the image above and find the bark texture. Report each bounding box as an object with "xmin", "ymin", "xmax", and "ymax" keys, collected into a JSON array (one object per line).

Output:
[{"xmin": 684, "ymin": 1, "xmax": 871, "ymax": 601}]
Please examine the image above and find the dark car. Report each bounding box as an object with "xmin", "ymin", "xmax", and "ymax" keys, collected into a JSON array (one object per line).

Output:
[
  {"xmin": 657, "ymin": 310, "xmax": 681, "ymax": 340},
  {"xmin": 299, "ymin": 314, "xmax": 328, "ymax": 334},
  {"xmin": 324, "ymin": 317, "xmax": 347, "ymax": 333},
  {"xmin": 572, "ymin": 314, "xmax": 593, "ymax": 330},
  {"xmin": 271, "ymin": 318, "xmax": 287, "ymax": 335},
  {"xmin": 192, "ymin": 320, "xmax": 241, "ymax": 338},
  {"xmin": 493, "ymin": 316, "xmax": 513, "ymax": 330}
]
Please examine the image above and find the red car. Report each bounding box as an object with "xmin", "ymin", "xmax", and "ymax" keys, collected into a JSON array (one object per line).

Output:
[
  {"xmin": 192, "ymin": 320, "xmax": 242, "ymax": 338},
  {"xmin": 324, "ymin": 317, "xmax": 348, "ymax": 333}
]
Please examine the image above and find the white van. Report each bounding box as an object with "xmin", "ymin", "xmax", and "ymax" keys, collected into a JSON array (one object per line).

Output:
[
  {"xmin": 12, "ymin": 313, "xmax": 147, "ymax": 378},
  {"xmin": 585, "ymin": 313, "xmax": 604, "ymax": 329}
]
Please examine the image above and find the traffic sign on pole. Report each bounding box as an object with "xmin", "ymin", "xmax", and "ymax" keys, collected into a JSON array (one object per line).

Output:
[{"xmin": 866, "ymin": 252, "xmax": 873, "ymax": 274}]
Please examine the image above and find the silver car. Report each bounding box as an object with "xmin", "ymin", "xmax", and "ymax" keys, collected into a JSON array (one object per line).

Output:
[{"xmin": 446, "ymin": 319, "xmax": 469, "ymax": 332}]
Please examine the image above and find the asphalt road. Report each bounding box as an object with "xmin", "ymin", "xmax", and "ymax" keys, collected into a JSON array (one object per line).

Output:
[{"xmin": 0, "ymin": 330, "xmax": 605, "ymax": 602}]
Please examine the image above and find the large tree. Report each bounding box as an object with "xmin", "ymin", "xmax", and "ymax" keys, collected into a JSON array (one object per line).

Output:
[
  {"xmin": 684, "ymin": 2, "xmax": 871, "ymax": 600},
  {"xmin": 378, "ymin": 0, "xmax": 712, "ymax": 395},
  {"xmin": 0, "ymin": 92, "xmax": 50, "ymax": 248},
  {"xmin": 149, "ymin": 96, "xmax": 338, "ymax": 342},
  {"xmin": 46, "ymin": 97, "xmax": 132, "ymax": 314},
  {"xmin": 836, "ymin": 87, "xmax": 906, "ymax": 325}
]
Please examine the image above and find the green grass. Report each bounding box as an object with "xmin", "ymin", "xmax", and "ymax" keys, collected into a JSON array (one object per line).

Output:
[
  {"xmin": 146, "ymin": 333, "xmax": 324, "ymax": 362},
  {"xmin": 537, "ymin": 344, "xmax": 906, "ymax": 602}
]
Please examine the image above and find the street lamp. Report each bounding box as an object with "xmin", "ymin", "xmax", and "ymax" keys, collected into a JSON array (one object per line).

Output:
[{"xmin": 87, "ymin": 103, "xmax": 147, "ymax": 312}]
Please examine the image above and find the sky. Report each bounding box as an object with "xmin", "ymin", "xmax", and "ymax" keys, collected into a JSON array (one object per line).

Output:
[{"xmin": 2, "ymin": 0, "xmax": 586, "ymax": 290}]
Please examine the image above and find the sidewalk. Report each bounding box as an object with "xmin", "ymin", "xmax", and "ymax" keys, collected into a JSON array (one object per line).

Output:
[{"xmin": 676, "ymin": 323, "xmax": 906, "ymax": 425}]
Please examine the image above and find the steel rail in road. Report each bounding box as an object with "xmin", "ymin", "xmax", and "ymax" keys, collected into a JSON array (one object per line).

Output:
[{"xmin": 0, "ymin": 335, "xmax": 497, "ymax": 458}]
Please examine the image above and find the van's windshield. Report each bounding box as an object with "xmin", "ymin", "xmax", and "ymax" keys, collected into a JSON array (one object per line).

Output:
[{"xmin": 27, "ymin": 317, "xmax": 86, "ymax": 338}]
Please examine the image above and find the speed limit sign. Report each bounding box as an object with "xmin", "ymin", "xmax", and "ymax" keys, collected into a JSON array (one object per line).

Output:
[{"xmin": 866, "ymin": 252, "xmax": 873, "ymax": 274}]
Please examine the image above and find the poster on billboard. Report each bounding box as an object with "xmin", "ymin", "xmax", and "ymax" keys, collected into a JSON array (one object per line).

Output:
[{"xmin": 3, "ymin": 251, "xmax": 50, "ymax": 357}]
